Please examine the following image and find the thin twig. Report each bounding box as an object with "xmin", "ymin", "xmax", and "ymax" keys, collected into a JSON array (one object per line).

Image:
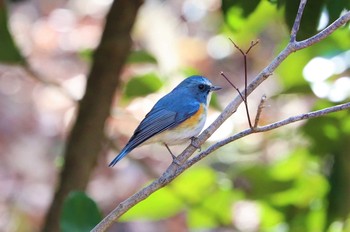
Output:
[
  {"xmin": 253, "ymin": 94, "xmax": 267, "ymax": 128},
  {"xmin": 290, "ymin": 0, "xmax": 307, "ymax": 42},
  {"xmin": 220, "ymin": 71, "xmax": 244, "ymax": 101},
  {"xmin": 243, "ymin": 46, "xmax": 251, "ymax": 127},
  {"xmin": 246, "ymin": 40, "xmax": 260, "ymax": 54}
]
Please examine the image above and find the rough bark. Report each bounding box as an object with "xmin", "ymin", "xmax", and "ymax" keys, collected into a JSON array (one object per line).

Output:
[{"xmin": 41, "ymin": 1, "xmax": 144, "ymax": 231}]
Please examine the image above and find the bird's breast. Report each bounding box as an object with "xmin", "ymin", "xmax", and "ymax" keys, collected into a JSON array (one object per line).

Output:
[
  {"xmin": 154, "ymin": 103, "xmax": 207, "ymax": 145},
  {"xmin": 176, "ymin": 103, "xmax": 206, "ymax": 131}
]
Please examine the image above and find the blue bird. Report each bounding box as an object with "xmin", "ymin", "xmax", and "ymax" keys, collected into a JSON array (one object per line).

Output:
[{"xmin": 109, "ymin": 75, "xmax": 221, "ymax": 166}]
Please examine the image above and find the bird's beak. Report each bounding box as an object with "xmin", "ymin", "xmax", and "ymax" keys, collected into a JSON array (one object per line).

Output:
[{"xmin": 210, "ymin": 85, "xmax": 222, "ymax": 91}]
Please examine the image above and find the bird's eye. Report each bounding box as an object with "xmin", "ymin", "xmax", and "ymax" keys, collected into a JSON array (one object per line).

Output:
[{"xmin": 198, "ymin": 84, "xmax": 205, "ymax": 90}]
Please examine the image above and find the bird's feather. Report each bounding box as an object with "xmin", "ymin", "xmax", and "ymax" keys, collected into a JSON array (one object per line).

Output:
[{"xmin": 108, "ymin": 99, "xmax": 200, "ymax": 166}]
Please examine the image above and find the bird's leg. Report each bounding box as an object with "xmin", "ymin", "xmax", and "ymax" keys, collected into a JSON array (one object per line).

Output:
[
  {"xmin": 164, "ymin": 143, "xmax": 181, "ymax": 166},
  {"xmin": 190, "ymin": 137, "xmax": 201, "ymax": 151}
]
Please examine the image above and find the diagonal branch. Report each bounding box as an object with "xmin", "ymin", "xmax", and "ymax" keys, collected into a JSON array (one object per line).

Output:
[
  {"xmin": 183, "ymin": 101, "xmax": 350, "ymax": 169},
  {"xmin": 91, "ymin": 1, "xmax": 350, "ymax": 231},
  {"xmin": 196, "ymin": 10, "xmax": 350, "ymax": 161}
]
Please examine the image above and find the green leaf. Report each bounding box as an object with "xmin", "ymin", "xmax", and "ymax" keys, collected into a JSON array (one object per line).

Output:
[
  {"xmin": 303, "ymin": 116, "xmax": 342, "ymax": 155},
  {"xmin": 258, "ymin": 201, "xmax": 284, "ymax": 229},
  {"xmin": 239, "ymin": 165, "xmax": 293, "ymax": 199},
  {"xmin": 121, "ymin": 186, "xmax": 184, "ymax": 221},
  {"xmin": 221, "ymin": 0, "xmax": 236, "ymax": 16},
  {"xmin": 171, "ymin": 167, "xmax": 217, "ymax": 204},
  {"xmin": 280, "ymin": 83, "xmax": 312, "ymax": 94},
  {"xmin": 325, "ymin": 0, "xmax": 349, "ymax": 24},
  {"xmin": 188, "ymin": 187, "xmax": 240, "ymax": 228},
  {"xmin": 78, "ymin": 49, "xmax": 157, "ymax": 64},
  {"xmin": 306, "ymin": 199, "xmax": 326, "ymax": 232},
  {"xmin": 126, "ymin": 50, "xmax": 157, "ymax": 64},
  {"xmin": 189, "ymin": 207, "xmax": 219, "ymax": 229},
  {"xmin": 269, "ymin": 149, "xmax": 309, "ymax": 181},
  {"xmin": 0, "ymin": 2, "xmax": 24, "ymax": 64},
  {"xmin": 78, "ymin": 49, "xmax": 93, "ymax": 62},
  {"xmin": 222, "ymin": 1, "xmax": 278, "ymax": 42},
  {"xmin": 222, "ymin": 0, "xmax": 261, "ymax": 18},
  {"xmin": 224, "ymin": 6, "xmax": 246, "ymax": 31},
  {"xmin": 180, "ymin": 67, "xmax": 200, "ymax": 77},
  {"xmin": 60, "ymin": 191, "xmax": 102, "ymax": 232},
  {"xmin": 121, "ymin": 168, "xmax": 218, "ymax": 221},
  {"xmin": 270, "ymin": 171, "xmax": 329, "ymax": 207},
  {"xmin": 124, "ymin": 73, "xmax": 163, "ymax": 98},
  {"xmin": 209, "ymin": 92, "xmax": 221, "ymax": 110},
  {"xmin": 276, "ymin": 44, "xmax": 311, "ymax": 88},
  {"xmin": 267, "ymin": 0, "xmax": 279, "ymax": 5}
]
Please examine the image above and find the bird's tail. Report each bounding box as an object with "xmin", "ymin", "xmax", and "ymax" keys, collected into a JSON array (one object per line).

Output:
[
  {"xmin": 108, "ymin": 147, "xmax": 131, "ymax": 167},
  {"xmin": 109, "ymin": 134, "xmax": 145, "ymax": 167}
]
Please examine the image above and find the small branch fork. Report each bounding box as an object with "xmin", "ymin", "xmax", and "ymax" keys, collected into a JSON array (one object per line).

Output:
[
  {"xmin": 221, "ymin": 39, "xmax": 260, "ymax": 129},
  {"xmin": 92, "ymin": 0, "xmax": 350, "ymax": 231}
]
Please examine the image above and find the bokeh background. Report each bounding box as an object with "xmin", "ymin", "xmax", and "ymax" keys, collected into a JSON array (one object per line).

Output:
[{"xmin": 1, "ymin": 0, "xmax": 350, "ymax": 231}]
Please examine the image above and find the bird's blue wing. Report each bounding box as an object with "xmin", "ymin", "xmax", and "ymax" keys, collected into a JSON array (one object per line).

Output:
[
  {"xmin": 133, "ymin": 98, "xmax": 200, "ymax": 144},
  {"xmin": 130, "ymin": 108, "xmax": 178, "ymax": 145},
  {"xmin": 109, "ymin": 99, "xmax": 199, "ymax": 166}
]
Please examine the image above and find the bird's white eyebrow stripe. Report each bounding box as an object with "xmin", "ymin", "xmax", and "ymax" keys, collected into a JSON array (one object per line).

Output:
[{"xmin": 202, "ymin": 78, "xmax": 212, "ymax": 86}]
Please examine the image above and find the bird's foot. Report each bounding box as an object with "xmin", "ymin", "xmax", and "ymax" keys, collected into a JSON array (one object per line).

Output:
[
  {"xmin": 191, "ymin": 137, "xmax": 201, "ymax": 151},
  {"xmin": 171, "ymin": 154, "xmax": 182, "ymax": 166},
  {"xmin": 164, "ymin": 143, "xmax": 182, "ymax": 166}
]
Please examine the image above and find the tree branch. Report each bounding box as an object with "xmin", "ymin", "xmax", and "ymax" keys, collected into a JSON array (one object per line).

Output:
[
  {"xmin": 183, "ymin": 101, "xmax": 350, "ymax": 169},
  {"xmin": 41, "ymin": 1, "xmax": 144, "ymax": 232},
  {"xmin": 290, "ymin": 0, "xmax": 307, "ymax": 42},
  {"xmin": 92, "ymin": 1, "xmax": 350, "ymax": 231}
]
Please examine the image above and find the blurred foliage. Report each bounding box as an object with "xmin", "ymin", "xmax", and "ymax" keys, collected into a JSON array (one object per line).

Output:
[
  {"xmin": 222, "ymin": 0, "xmax": 350, "ymax": 40},
  {"xmin": 79, "ymin": 49, "xmax": 157, "ymax": 65},
  {"xmin": 1, "ymin": 0, "xmax": 350, "ymax": 231},
  {"xmin": 60, "ymin": 192, "xmax": 102, "ymax": 232},
  {"xmin": 222, "ymin": 0, "xmax": 261, "ymax": 17},
  {"xmin": 0, "ymin": 2, "xmax": 24, "ymax": 63},
  {"xmin": 284, "ymin": 0, "xmax": 324, "ymax": 40},
  {"xmin": 110, "ymin": 0, "xmax": 350, "ymax": 231},
  {"xmin": 124, "ymin": 72, "xmax": 164, "ymax": 99},
  {"xmin": 303, "ymin": 100, "xmax": 350, "ymax": 224},
  {"xmin": 115, "ymin": 147, "xmax": 331, "ymax": 231},
  {"xmin": 222, "ymin": 0, "xmax": 279, "ymax": 43},
  {"xmin": 121, "ymin": 167, "xmax": 243, "ymax": 229},
  {"xmin": 209, "ymin": 93, "xmax": 222, "ymax": 110},
  {"xmin": 126, "ymin": 50, "xmax": 158, "ymax": 64}
]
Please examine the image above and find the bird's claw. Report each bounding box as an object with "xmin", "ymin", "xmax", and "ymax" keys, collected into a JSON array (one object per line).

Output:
[
  {"xmin": 171, "ymin": 154, "xmax": 182, "ymax": 166},
  {"xmin": 165, "ymin": 143, "xmax": 182, "ymax": 166},
  {"xmin": 191, "ymin": 137, "xmax": 201, "ymax": 151}
]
